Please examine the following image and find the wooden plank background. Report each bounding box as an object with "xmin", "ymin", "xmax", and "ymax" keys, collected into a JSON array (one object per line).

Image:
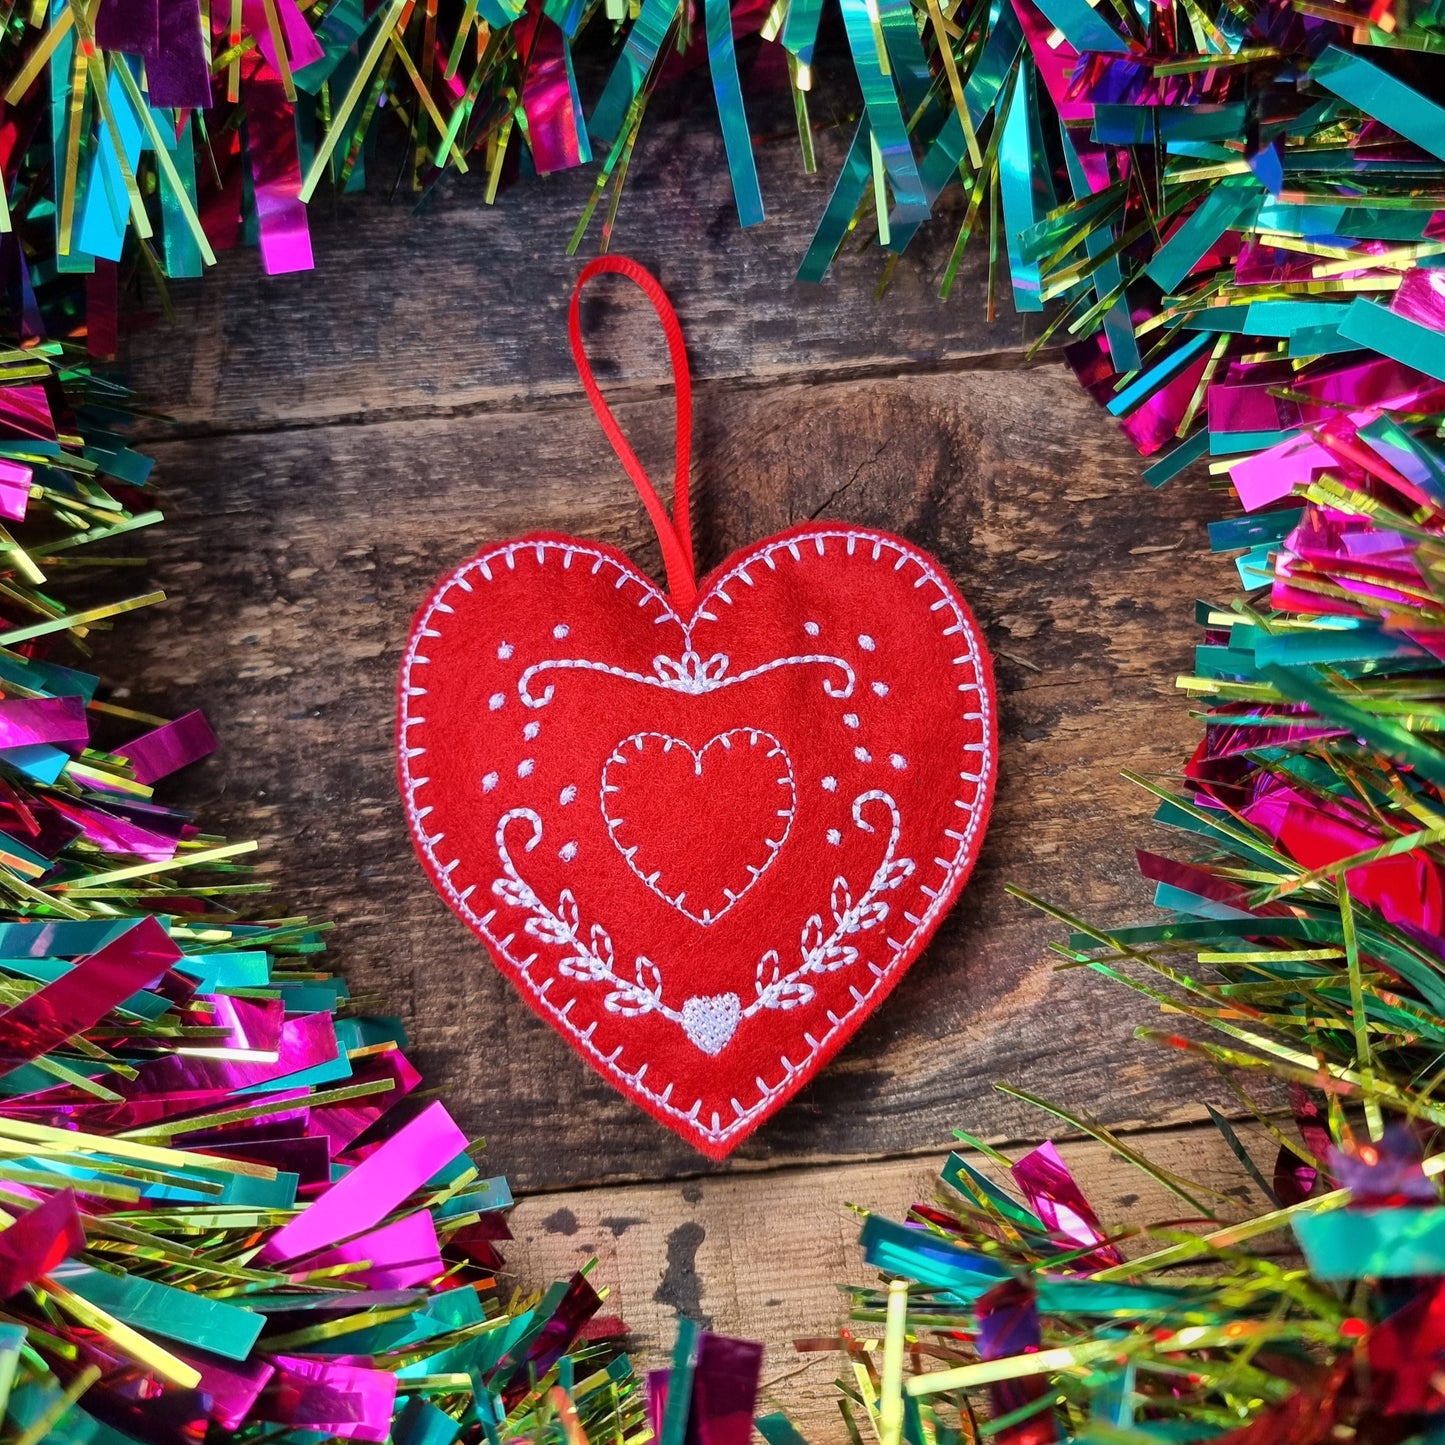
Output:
[
  {"xmin": 506, "ymin": 1122, "xmax": 1278, "ymax": 1431},
  {"xmin": 115, "ymin": 63, "xmax": 1251, "ymax": 1440}
]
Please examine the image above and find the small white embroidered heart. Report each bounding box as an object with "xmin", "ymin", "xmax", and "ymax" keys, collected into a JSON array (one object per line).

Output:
[{"xmin": 680, "ymin": 992, "xmax": 742, "ymax": 1056}]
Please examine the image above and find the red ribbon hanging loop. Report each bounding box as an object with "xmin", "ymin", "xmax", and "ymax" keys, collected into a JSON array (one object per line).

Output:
[{"xmin": 568, "ymin": 256, "xmax": 698, "ymax": 611}]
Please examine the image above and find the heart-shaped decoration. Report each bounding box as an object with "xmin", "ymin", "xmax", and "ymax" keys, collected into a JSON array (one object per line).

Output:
[
  {"xmin": 397, "ymin": 258, "xmax": 998, "ymax": 1157},
  {"xmin": 680, "ymin": 992, "xmax": 743, "ymax": 1056},
  {"xmin": 398, "ymin": 524, "xmax": 996, "ymax": 1156},
  {"xmin": 602, "ymin": 729, "xmax": 796, "ymax": 926}
]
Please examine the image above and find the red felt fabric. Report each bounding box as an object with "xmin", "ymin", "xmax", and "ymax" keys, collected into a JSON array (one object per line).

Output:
[
  {"xmin": 398, "ymin": 257, "xmax": 996, "ymax": 1156},
  {"xmin": 397, "ymin": 524, "xmax": 997, "ymax": 1156}
]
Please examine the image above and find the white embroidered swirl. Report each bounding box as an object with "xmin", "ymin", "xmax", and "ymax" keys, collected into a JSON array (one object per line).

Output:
[
  {"xmin": 517, "ymin": 649, "xmax": 855, "ymax": 709},
  {"xmin": 493, "ymin": 809, "xmax": 675, "ymax": 1022},
  {"xmin": 744, "ymin": 791, "xmax": 913, "ymax": 1017}
]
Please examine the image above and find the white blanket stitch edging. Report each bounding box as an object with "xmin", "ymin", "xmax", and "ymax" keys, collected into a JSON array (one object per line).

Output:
[{"xmin": 399, "ymin": 529, "xmax": 995, "ymax": 1149}]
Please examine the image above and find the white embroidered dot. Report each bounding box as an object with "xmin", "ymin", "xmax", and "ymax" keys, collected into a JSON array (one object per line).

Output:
[
  {"xmin": 497, "ymin": 642, "xmax": 514, "ymax": 660},
  {"xmin": 518, "ymin": 759, "xmax": 535, "ymax": 778},
  {"xmin": 872, "ymin": 681, "xmax": 890, "ymax": 697},
  {"xmin": 559, "ymin": 841, "xmax": 578, "ymax": 862},
  {"xmin": 854, "ymin": 746, "xmax": 872, "ymax": 763},
  {"xmin": 553, "ymin": 623, "xmax": 570, "ymax": 639},
  {"xmin": 488, "ymin": 692, "xmax": 505, "ymax": 711},
  {"xmin": 481, "ymin": 771, "xmax": 499, "ymax": 793},
  {"xmin": 890, "ymin": 753, "xmax": 908, "ymax": 770},
  {"xmin": 523, "ymin": 721, "xmax": 540, "ymax": 740},
  {"xmin": 858, "ymin": 634, "xmax": 876, "ymax": 651},
  {"xmin": 559, "ymin": 784, "xmax": 578, "ymax": 805},
  {"xmin": 827, "ymin": 828, "xmax": 842, "ymax": 846},
  {"xmin": 842, "ymin": 713, "xmax": 860, "ymax": 729},
  {"xmin": 804, "ymin": 620, "xmax": 820, "ymax": 636},
  {"xmin": 821, "ymin": 776, "xmax": 838, "ymax": 792}
]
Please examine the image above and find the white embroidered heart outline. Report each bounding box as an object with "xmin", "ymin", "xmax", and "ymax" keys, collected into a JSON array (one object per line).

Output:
[{"xmin": 600, "ymin": 729, "xmax": 796, "ymax": 926}]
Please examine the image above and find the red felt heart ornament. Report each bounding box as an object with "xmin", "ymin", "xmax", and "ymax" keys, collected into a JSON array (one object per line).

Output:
[{"xmin": 398, "ymin": 258, "xmax": 998, "ymax": 1158}]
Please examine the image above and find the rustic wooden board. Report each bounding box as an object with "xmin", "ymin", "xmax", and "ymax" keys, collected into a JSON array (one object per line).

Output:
[
  {"xmin": 120, "ymin": 80, "xmax": 1039, "ymax": 433},
  {"xmin": 505, "ymin": 1122, "xmax": 1273, "ymax": 1441},
  {"xmin": 121, "ymin": 362, "xmax": 1232, "ymax": 1190}
]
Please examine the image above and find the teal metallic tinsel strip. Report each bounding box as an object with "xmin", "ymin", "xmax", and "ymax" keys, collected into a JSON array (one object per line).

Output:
[
  {"xmin": 796, "ymin": 118, "xmax": 872, "ymax": 282},
  {"xmin": 77, "ymin": 58, "xmax": 145, "ymax": 264},
  {"xmin": 1030, "ymin": 0, "xmax": 1127, "ymax": 51},
  {"xmin": 876, "ymin": 0, "xmax": 932, "ymax": 113},
  {"xmin": 996, "ymin": 63, "xmax": 1047, "ymax": 312},
  {"xmin": 835, "ymin": 0, "xmax": 928, "ymax": 224},
  {"xmin": 589, "ymin": 0, "xmax": 679, "ymax": 147},
  {"xmin": 158, "ymin": 113, "xmax": 203, "ymax": 279},
  {"xmin": 49, "ymin": 0, "xmax": 92, "ymax": 277},
  {"xmin": 780, "ymin": 0, "xmax": 825, "ymax": 68},
  {"xmin": 1059, "ymin": 123, "xmax": 1138, "ymax": 373},
  {"xmin": 705, "ymin": 0, "xmax": 764, "ymax": 226},
  {"xmin": 883, "ymin": 6, "xmax": 1023, "ymax": 254}
]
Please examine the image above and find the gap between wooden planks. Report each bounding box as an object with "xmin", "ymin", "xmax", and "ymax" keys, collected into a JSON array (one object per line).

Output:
[
  {"xmin": 122, "ymin": 116, "xmax": 1037, "ymax": 436},
  {"xmin": 505, "ymin": 1120, "xmax": 1272, "ymax": 1442}
]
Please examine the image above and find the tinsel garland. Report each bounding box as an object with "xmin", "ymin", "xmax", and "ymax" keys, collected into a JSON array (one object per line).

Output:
[
  {"xmin": 1, "ymin": 0, "xmax": 1445, "ymax": 1430},
  {"xmin": 776, "ymin": 396, "xmax": 1445, "ymax": 1428},
  {"xmin": 778, "ymin": 421, "xmax": 1445, "ymax": 1433}
]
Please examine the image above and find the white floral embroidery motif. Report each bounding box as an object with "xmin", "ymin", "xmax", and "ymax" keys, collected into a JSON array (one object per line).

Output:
[
  {"xmin": 493, "ymin": 807, "xmax": 672, "ymax": 1023},
  {"xmin": 518, "ymin": 648, "xmax": 856, "ymax": 709},
  {"xmin": 491, "ymin": 791, "xmax": 912, "ymax": 1056},
  {"xmin": 743, "ymin": 791, "xmax": 913, "ymax": 1017}
]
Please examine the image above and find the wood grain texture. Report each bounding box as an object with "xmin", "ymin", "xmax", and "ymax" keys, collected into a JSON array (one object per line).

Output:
[
  {"xmin": 504, "ymin": 1122, "xmax": 1271, "ymax": 1441},
  {"xmin": 120, "ymin": 74, "xmax": 1038, "ymax": 433},
  {"xmin": 120, "ymin": 363, "xmax": 1231, "ymax": 1190}
]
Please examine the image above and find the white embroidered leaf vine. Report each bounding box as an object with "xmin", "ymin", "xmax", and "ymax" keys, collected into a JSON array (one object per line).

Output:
[
  {"xmin": 489, "ymin": 790, "xmax": 914, "ymax": 1049},
  {"xmin": 744, "ymin": 790, "xmax": 913, "ymax": 1019},
  {"xmin": 494, "ymin": 809, "xmax": 673, "ymax": 1020}
]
